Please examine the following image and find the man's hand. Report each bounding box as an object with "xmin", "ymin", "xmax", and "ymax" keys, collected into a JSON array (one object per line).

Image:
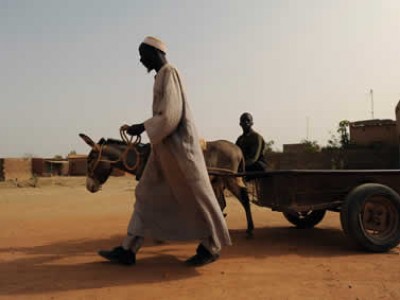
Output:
[{"xmin": 126, "ymin": 123, "xmax": 145, "ymax": 136}]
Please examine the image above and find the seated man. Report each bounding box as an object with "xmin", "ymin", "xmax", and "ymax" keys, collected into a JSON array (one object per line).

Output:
[{"xmin": 236, "ymin": 112, "xmax": 268, "ymax": 172}]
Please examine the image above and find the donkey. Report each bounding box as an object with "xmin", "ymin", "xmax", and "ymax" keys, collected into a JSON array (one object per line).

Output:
[{"xmin": 79, "ymin": 133, "xmax": 254, "ymax": 238}]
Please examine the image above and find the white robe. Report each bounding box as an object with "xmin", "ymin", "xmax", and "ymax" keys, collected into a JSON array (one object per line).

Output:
[{"xmin": 127, "ymin": 64, "xmax": 231, "ymax": 251}]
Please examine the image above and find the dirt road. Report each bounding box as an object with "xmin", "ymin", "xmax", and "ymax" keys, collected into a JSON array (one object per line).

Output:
[{"xmin": 0, "ymin": 176, "xmax": 399, "ymax": 300}]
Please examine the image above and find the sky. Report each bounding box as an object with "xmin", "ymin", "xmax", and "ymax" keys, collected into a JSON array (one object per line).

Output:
[{"xmin": 1, "ymin": 0, "xmax": 400, "ymax": 158}]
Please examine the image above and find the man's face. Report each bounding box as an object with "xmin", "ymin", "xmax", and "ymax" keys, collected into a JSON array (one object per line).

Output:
[
  {"xmin": 240, "ymin": 114, "xmax": 253, "ymax": 132},
  {"xmin": 139, "ymin": 44, "xmax": 155, "ymax": 72}
]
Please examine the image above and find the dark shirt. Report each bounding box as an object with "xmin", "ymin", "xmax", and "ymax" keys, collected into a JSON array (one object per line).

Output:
[{"xmin": 235, "ymin": 129, "xmax": 267, "ymax": 171}]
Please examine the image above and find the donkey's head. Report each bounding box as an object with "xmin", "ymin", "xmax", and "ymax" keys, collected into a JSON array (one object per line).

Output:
[
  {"xmin": 79, "ymin": 133, "xmax": 122, "ymax": 193},
  {"xmin": 79, "ymin": 133, "xmax": 151, "ymax": 193}
]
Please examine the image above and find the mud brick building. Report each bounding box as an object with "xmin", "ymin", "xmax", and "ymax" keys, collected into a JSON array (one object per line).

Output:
[
  {"xmin": 349, "ymin": 119, "xmax": 397, "ymax": 147},
  {"xmin": 0, "ymin": 158, "xmax": 32, "ymax": 181}
]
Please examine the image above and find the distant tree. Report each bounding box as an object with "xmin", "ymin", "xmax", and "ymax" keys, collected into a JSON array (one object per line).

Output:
[
  {"xmin": 326, "ymin": 131, "xmax": 341, "ymax": 149},
  {"xmin": 325, "ymin": 120, "xmax": 350, "ymax": 149},
  {"xmin": 301, "ymin": 139, "xmax": 321, "ymax": 153},
  {"xmin": 53, "ymin": 154, "xmax": 63, "ymax": 159},
  {"xmin": 265, "ymin": 140, "xmax": 275, "ymax": 153},
  {"xmin": 68, "ymin": 150, "xmax": 77, "ymax": 156},
  {"xmin": 323, "ymin": 120, "xmax": 351, "ymax": 169},
  {"xmin": 337, "ymin": 120, "xmax": 350, "ymax": 148}
]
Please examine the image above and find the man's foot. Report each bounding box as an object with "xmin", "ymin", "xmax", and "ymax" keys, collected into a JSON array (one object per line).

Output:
[
  {"xmin": 184, "ymin": 244, "xmax": 219, "ymax": 267},
  {"xmin": 98, "ymin": 246, "xmax": 136, "ymax": 265}
]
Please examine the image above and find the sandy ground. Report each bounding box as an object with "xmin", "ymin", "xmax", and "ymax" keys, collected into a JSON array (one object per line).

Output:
[{"xmin": 0, "ymin": 176, "xmax": 399, "ymax": 300}]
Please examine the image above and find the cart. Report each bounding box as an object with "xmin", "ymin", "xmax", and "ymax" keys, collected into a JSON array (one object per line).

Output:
[{"xmin": 245, "ymin": 169, "xmax": 400, "ymax": 253}]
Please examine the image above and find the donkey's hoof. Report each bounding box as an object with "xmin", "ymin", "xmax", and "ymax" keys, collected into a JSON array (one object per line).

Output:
[
  {"xmin": 153, "ymin": 239, "xmax": 166, "ymax": 244},
  {"xmin": 245, "ymin": 232, "xmax": 254, "ymax": 240}
]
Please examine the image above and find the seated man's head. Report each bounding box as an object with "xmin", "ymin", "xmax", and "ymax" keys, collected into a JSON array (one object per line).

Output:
[{"xmin": 240, "ymin": 112, "xmax": 253, "ymax": 133}]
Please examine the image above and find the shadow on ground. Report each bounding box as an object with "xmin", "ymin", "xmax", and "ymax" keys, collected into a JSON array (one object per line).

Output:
[
  {"xmin": 0, "ymin": 226, "xmax": 382, "ymax": 296},
  {"xmin": 226, "ymin": 225, "xmax": 363, "ymax": 259},
  {"xmin": 0, "ymin": 235, "xmax": 199, "ymax": 296}
]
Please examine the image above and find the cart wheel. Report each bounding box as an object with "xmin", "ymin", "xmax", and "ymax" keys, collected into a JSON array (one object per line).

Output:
[
  {"xmin": 340, "ymin": 183, "xmax": 400, "ymax": 252},
  {"xmin": 283, "ymin": 210, "xmax": 326, "ymax": 229}
]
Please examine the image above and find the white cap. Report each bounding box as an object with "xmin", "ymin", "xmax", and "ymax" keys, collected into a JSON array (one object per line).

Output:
[{"xmin": 142, "ymin": 36, "xmax": 167, "ymax": 53}]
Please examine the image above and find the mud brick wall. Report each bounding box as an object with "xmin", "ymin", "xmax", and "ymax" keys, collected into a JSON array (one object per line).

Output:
[
  {"xmin": 68, "ymin": 157, "xmax": 87, "ymax": 176},
  {"xmin": 3, "ymin": 158, "xmax": 32, "ymax": 181},
  {"xmin": 266, "ymin": 147, "xmax": 399, "ymax": 170},
  {"xmin": 32, "ymin": 158, "xmax": 45, "ymax": 176},
  {"xmin": 345, "ymin": 148, "xmax": 399, "ymax": 169},
  {"xmin": 266, "ymin": 152, "xmax": 333, "ymax": 170},
  {"xmin": 0, "ymin": 159, "xmax": 4, "ymax": 181}
]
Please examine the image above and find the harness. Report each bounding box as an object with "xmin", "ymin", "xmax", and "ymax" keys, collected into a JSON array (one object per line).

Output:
[{"xmin": 90, "ymin": 130, "xmax": 244, "ymax": 179}]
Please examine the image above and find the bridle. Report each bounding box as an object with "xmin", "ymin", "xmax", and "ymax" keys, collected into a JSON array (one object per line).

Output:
[{"xmin": 88, "ymin": 129, "xmax": 142, "ymax": 177}]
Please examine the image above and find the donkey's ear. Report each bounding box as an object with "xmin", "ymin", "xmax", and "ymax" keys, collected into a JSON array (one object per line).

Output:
[{"xmin": 79, "ymin": 133, "xmax": 97, "ymax": 148}]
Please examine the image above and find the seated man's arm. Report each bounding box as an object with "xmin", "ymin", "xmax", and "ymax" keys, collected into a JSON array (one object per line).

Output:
[{"xmin": 243, "ymin": 135, "xmax": 264, "ymax": 167}]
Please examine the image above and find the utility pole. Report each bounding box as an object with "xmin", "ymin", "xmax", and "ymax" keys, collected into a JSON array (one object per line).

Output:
[
  {"xmin": 370, "ymin": 89, "xmax": 374, "ymax": 119},
  {"xmin": 306, "ymin": 116, "xmax": 309, "ymax": 140}
]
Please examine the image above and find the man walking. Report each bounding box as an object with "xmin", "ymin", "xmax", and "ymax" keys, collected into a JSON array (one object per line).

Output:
[{"xmin": 98, "ymin": 36, "xmax": 231, "ymax": 267}]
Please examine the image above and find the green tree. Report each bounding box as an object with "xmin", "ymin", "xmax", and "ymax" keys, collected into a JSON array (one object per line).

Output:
[
  {"xmin": 68, "ymin": 150, "xmax": 77, "ymax": 156},
  {"xmin": 265, "ymin": 140, "xmax": 275, "ymax": 153},
  {"xmin": 301, "ymin": 139, "xmax": 321, "ymax": 153},
  {"xmin": 337, "ymin": 120, "xmax": 350, "ymax": 148},
  {"xmin": 326, "ymin": 120, "xmax": 350, "ymax": 149},
  {"xmin": 326, "ymin": 131, "xmax": 341, "ymax": 149}
]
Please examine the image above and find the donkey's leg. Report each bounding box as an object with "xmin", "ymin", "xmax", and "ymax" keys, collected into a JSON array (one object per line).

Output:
[
  {"xmin": 226, "ymin": 178, "xmax": 254, "ymax": 238},
  {"xmin": 210, "ymin": 176, "xmax": 227, "ymax": 212}
]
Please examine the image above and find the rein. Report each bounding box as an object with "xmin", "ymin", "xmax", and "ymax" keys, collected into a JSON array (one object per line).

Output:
[
  {"xmin": 90, "ymin": 130, "xmax": 141, "ymax": 175},
  {"xmin": 119, "ymin": 129, "xmax": 141, "ymax": 171}
]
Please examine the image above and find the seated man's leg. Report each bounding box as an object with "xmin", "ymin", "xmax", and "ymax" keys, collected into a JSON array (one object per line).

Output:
[
  {"xmin": 244, "ymin": 162, "xmax": 266, "ymax": 181},
  {"xmin": 249, "ymin": 161, "xmax": 268, "ymax": 172}
]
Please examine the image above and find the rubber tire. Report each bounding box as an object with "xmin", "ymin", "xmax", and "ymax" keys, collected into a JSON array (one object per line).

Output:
[
  {"xmin": 283, "ymin": 210, "xmax": 326, "ymax": 229},
  {"xmin": 340, "ymin": 183, "xmax": 400, "ymax": 253}
]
